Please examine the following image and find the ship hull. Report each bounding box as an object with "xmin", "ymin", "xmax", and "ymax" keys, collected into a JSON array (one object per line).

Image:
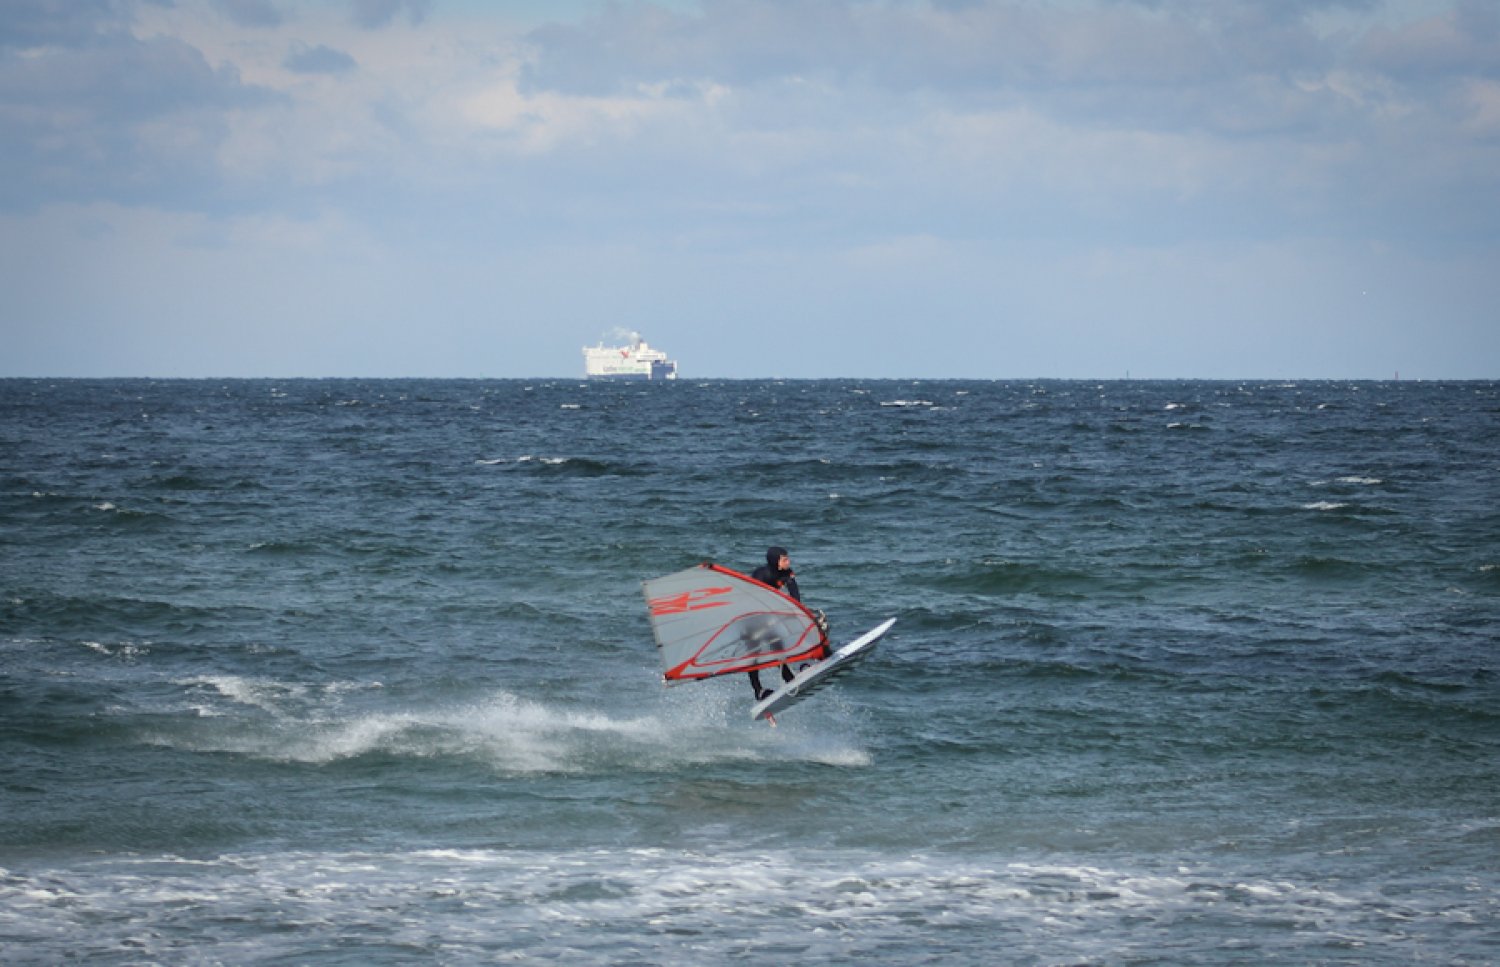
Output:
[{"xmin": 582, "ymin": 338, "xmax": 678, "ymax": 380}]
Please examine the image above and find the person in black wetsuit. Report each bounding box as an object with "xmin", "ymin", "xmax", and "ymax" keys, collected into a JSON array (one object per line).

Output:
[{"xmin": 747, "ymin": 546, "xmax": 829, "ymax": 701}]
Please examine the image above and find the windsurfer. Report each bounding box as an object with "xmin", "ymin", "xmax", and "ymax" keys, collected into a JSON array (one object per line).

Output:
[{"xmin": 747, "ymin": 546, "xmax": 829, "ymax": 701}]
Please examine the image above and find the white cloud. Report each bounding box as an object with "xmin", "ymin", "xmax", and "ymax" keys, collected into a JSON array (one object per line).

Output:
[
  {"xmin": 284, "ymin": 42, "xmax": 358, "ymax": 74},
  {"xmin": 459, "ymin": 66, "xmax": 728, "ymax": 157},
  {"xmin": 1, "ymin": 0, "xmax": 1496, "ymax": 377}
]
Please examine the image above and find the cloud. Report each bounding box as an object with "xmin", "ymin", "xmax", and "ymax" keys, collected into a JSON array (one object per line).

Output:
[
  {"xmin": 215, "ymin": 0, "xmax": 285, "ymax": 29},
  {"xmin": 504, "ymin": 0, "xmax": 1500, "ymax": 248},
  {"xmin": 511, "ymin": 0, "xmax": 1497, "ymax": 146},
  {"xmin": 350, "ymin": 0, "xmax": 432, "ymax": 30},
  {"xmin": 0, "ymin": 19, "xmax": 277, "ymax": 212},
  {"xmin": 284, "ymin": 42, "xmax": 357, "ymax": 74},
  {"xmin": 0, "ymin": 0, "xmax": 132, "ymax": 48},
  {"xmin": 4, "ymin": 0, "xmax": 1494, "ymax": 244},
  {"xmin": 1356, "ymin": 0, "xmax": 1500, "ymax": 78},
  {"xmin": 1, "ymin": 0, "xmax": 1497, "ymax": 378},
  {"xmin": 519, "ymin": 2, "xmax": 1311, "ymax": 97}
]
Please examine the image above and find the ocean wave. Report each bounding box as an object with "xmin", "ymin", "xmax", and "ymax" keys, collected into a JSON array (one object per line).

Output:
[
  {"xmin": 476, "ymin": 455, "xmax": 646, "ymax": 476},
  {"xmin": 140, "ymin": 687, "xmax": 870, "ymax": 774},
  {"xmin": 17, "ymin": 492, "xmax": 176, "ymax": 527},
  {"xmin": 137, "ymin": 472, "xmax": 224, "ymax": 492},
  {"xmin": 1, "ymin": 847, "xmax": 1487, "ymax": 965},
  {"xmin": 925, "ymin": 561, "xmax": 1105, "ymax": 598},
  {"xmin": 1282, "ymin": 555, "xmax": 1381, "ymax": 580},
  {"xmin": 6, "ymin": 378, "xmax": 1497, "ymax": 965},
  {"xmin": 3, "ymin": 591, "xmax": 225, "ymax": 634},
  {"xmin": 80, "ymin": 639, "xmax": 149, "ymax": 660}
]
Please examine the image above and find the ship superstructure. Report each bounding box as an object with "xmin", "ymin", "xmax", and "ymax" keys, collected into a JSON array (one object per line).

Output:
[{"xmin": 582, "ymin": 332, "xmax": 678, "ymax": 380}]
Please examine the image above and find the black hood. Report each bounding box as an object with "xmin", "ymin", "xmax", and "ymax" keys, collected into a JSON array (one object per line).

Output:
[{"xmin": 766, "ymin": 546, "xmax": 789, "ymax": 570}]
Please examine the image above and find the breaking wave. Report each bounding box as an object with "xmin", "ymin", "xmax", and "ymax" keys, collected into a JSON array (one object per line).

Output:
[{"xmin": 143, "ymin": 678, "xmax": 871, "ymax": 773}]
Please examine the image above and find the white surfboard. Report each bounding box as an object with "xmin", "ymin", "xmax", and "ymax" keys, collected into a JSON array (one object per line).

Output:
[{"xmin": 751, "ymin": 617, "xmax": 895, "ymax": 722}]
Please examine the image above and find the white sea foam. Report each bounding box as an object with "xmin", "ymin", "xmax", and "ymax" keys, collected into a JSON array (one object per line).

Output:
[
  {"xmin": 1302, "ymin": 501, "xmax": 1349, "ymax": 511},
  {"xmin": 81, "ymin": 640, "xmax": 147, "ymax": 658},
  {"xmin": 147, "ymin": 684, "xmax": 869, "ymax": 773},
  {"xmin": 0, "ymin": 848, "xmax": 1479, "ymax": 965},
  {"xmin": 477, "ymin": 455, "xmax": 570, "ymax": 466},
  {"xmin": 178, "ymin": 674, "xmax": 310, "ymax": 713}
]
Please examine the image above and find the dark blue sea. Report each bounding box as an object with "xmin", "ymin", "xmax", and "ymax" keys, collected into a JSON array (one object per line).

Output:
[{"xmin": 2, "ymin": 378, "xmax": 1497, "ymax": 965}]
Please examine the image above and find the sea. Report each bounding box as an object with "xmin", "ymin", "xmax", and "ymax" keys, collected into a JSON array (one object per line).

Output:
[{"xmin": 2, "ymin": 378, "xmax": 1497, "ymax": 965}]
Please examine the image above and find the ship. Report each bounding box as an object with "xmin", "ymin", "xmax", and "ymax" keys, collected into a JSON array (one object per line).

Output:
[{"xmin": 582, "ymin": 332, "xmax": 678, "ymax": 380}]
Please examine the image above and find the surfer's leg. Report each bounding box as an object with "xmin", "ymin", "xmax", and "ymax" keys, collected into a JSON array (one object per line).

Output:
[
  {"xmin": 749, "ymin": 669, "xmax": 771, "ymax": 701},
  {"xmin": 780, "ymin": 663, "xmax": 795, "ymax": 683}
]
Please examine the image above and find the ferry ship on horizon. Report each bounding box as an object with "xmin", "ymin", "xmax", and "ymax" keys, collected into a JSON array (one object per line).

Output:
[{"xmin": 582, "ymin": 332, "xmax": 678, "ymax": 380}]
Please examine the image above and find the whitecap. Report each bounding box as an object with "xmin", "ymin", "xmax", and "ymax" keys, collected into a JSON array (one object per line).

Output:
[
  {"xmin": 177, "ymin": 674, "xmax": 309, "ymax": 714},
  {"xmin": 1, "ymin": 846, "xmax": 1477, "ymax": 963},
  {"xmin": 81, "ymin": 640, "xmax": 147, "ymax": 658},
  {"xmin": 147, "ymin": 687, "xmax": 871, "ymax": 774}
]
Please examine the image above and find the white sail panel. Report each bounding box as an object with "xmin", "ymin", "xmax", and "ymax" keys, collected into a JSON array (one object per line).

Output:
[{"xmin": 642, "ymin": 564, "xmax": 826, "ymax": 682}]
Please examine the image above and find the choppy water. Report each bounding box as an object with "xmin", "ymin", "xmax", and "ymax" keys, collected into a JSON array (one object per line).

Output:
[{"xmin": 2, "ymin": 378, "xmax": 1497, "ymax": 964}]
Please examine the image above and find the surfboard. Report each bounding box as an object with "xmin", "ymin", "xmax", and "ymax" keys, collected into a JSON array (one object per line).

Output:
[{"xmin": 751, "ymin": 617, "xmax": 895, "ymax": 722}]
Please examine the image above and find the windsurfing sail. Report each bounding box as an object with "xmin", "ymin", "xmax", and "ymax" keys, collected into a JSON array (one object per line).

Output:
[{"xmin": 643, "ymin": 563, "xmax": 829, "ymax": 683}]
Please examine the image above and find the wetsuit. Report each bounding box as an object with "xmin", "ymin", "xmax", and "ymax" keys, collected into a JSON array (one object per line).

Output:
[
  {"xmin": 751, "ymin": 554, "xmax": 800, "ymax": 604},
  {"xmin": 748, "ymin": 546, "xmax": 813, "ymax": 701}
]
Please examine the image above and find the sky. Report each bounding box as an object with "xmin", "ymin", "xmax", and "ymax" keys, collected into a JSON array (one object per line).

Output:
[{"xmin": 1, "ymin": 0, "xmax": 1496, "ymax": 379}]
